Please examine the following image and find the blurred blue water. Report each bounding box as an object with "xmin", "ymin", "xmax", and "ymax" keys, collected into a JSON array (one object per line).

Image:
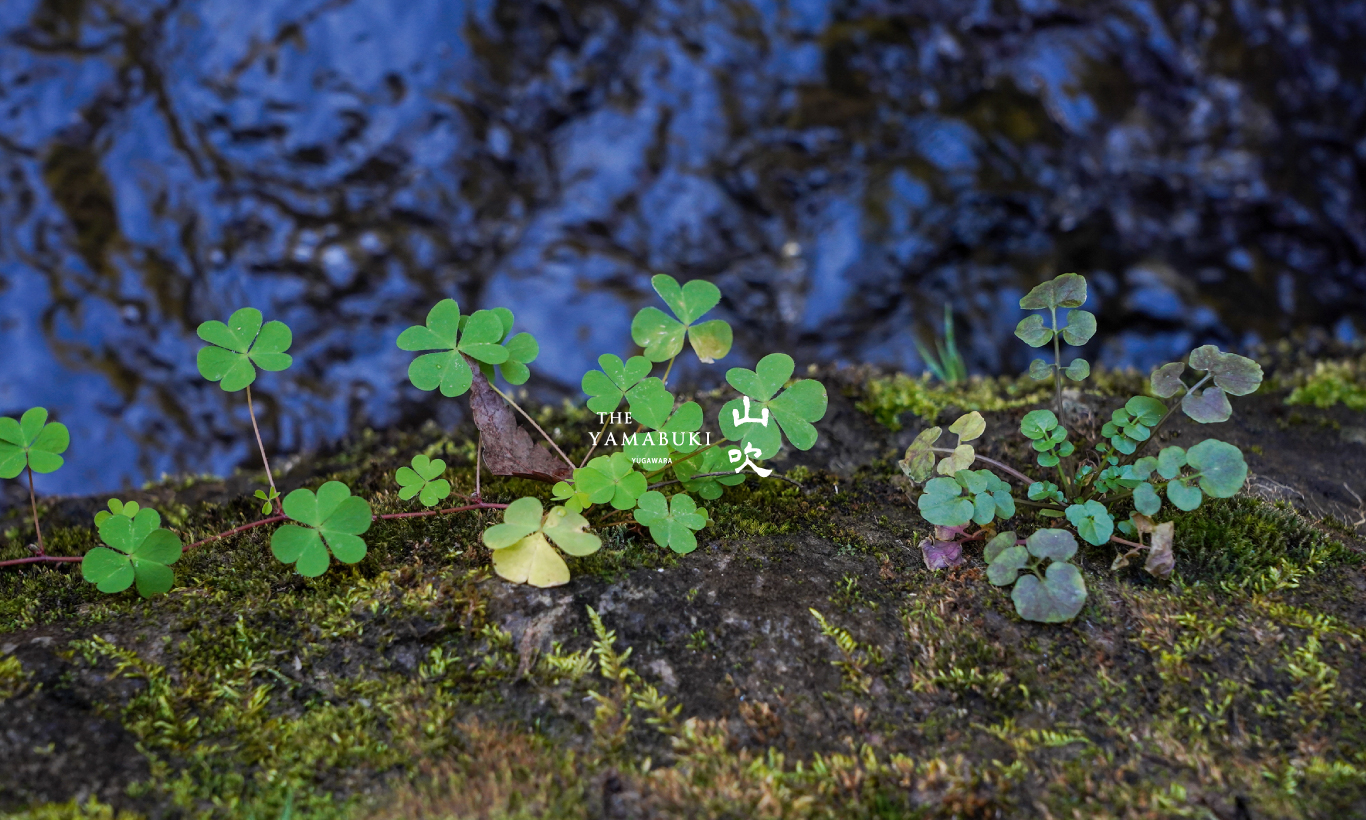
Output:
[{"xmin": 1, "ymin": 0, "xmax": 1364, "ymax": 496}]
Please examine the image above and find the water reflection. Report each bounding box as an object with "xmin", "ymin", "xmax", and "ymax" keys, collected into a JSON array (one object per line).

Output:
[{"xmin": 0, "ymin": 0, "xmax": 1363, "ymax": 495}]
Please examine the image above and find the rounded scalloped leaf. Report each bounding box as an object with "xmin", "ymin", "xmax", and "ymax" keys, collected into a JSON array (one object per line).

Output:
[
  {"xmin": 1026, "ymin": 528, "xmax": 1077, "ymax": 561},
  {"xmin": 1065, "ymin": 500, "xmax": 1113, "ymax": 546},
  {"xmin": 1188, "ymin": 345, "xmax": 1263, "ymax": 396},
  {"xmin": 1185, "ymin": 439, "xmax": 1247, "ymax": 498},
  {"xmin": 918, "ymin": 477, "xmax": 973, "ymax": 527},
  {"xmin": 631, "ymin": 275, "xmax": 728, "ymax": 363},
  {"xmin": 1156, "ymin": 446, "xmax": 1186, "ymax": 479},
  {"xmin": 1167, "ymin": 479, "xmax": 1203, "ymax": 511},
  {"xmin": 397, "ymin": 301, "xmax": 508, "ymax": 397},
  {"xmin": 936, "ymin": 444, "xmax": 975, "ymax": 476},
  {"xmin": 1150, "ymin": 362, "xmax": 1186, "ymax": 398},
  {"xmin": 1012, "ymin": 562, "xmax": 1087, "ymax": 623},
  {"xmin": 1124, "ymin": 396, "xmax": 1166, "ymax": 426},
  {"xmin": 948, "ymin": 411, "xmax": 985, "ymax": 443},
  {"xmin": 653, "ymin": 274, "xmax": 722, "ymax": 325},
  {"xmin": 1181, "ymin": 386, "xmax": 1232, "ymax": 423},
  {"xmin": 0, "ymin": 407, "xmax": 70, "ymax": 478},
  {"xmin": 1064, "ymin": 358, "xmax": 1090, "ymax": 381},
  {"xmin": 983, "ymin": 531, "xmax": 1017, "ymax": 563},
  {"xmin": 1028, "ymin": 358, "xmax": 1053, "ymax": 380},
  {"xmin": 987, "ymin": 545, "xmax": 1029, "ymax": 586},
  {"xmin": 726, "ymin": 353, "xmax": 794, "ymax": 402},
  {"xmin": 631, "ymin": 307, "xmax": 686, "ymax": 362},
  {"xmin": 899, "ymin": 426, "xmax": 941, "ymax": 483},
  {"xmin": 1061, "ymin": 310, "xmax": 1096, "ymax": 346},
  {"xmin": 1133, "ymin": 482, "xmax": 1162, "ymax": 516},
  {"xmin": 1014, "ymin": 314, "xmax": 1053, "ymax": 347},
  {"xmin": 1020, "ymin": 409, "xmax": 1058, "ymax": 440}
]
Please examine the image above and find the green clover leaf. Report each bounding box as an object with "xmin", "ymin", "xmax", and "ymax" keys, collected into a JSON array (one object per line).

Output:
[
  {"xmin": 271, "ymin": 481, "xmax": 373, "ymax": 577},
  {"xmin": 631, "ymin": 275, "xmax": 734, "ymax": 363},
  {"xmin": 575, "ymin": 453, "xmax": 648, "ymax": 511},
  {"xmin": 395, "ymin": 454, "xmax": 452, "ymax": 507},
  {"xmin": 475, "ymin": 308, "xmax": 540, "ymax": 386},
  {"xmin": 551, "ymin": 481, "xmax": 593, "ymax": 514},
  {"xmin": 94, "ymin": 498, "xmax": 140, "ymax": 527},
  {"xmin": 1065, "ymin": 500, "xmax": 1113, "ymax": 546},
  {"xmin": 1012, "ymin": 562, "xmax": 1087, "ymax": 623},
  {"xmin": 483, "ymin": 498, "xmax": 602, "ymax": 587},
  {"xmin": 719, "ymin": 353, "xmax": 828, "ymax": 459},
  {"xmin": 583, "ymin": 354, "xmax": 654, "ymax": 414},
  {"xmin": 396, "ymin": 300, "xmax": 510, "ymax": 397},
  {"xmin": 253, "ymin": 487, "xmax": 280, "ymax": 515},
  {"xmin": 0, "ymin": 407, "xmax": 71, "ymax": 479},
  {"xmin": 633, "ymin": 490, "xmax": 709, "ymax": 554},
  {"xmin": 81, "ymin": 508, "xmax": 181, "ymax": 598},
  {"xmin": 196, "ymin": 308, "xmax": 294, "ymax": 392},
  {"xmin": 623, "ymin": 400, "xmax": 704, "ymax": 465}
]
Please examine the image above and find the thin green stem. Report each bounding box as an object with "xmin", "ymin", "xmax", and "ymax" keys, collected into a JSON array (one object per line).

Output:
[
  {"xmin": 488, "ymin": 384, "xmax": 576, "ymax": 471},
  {"xmin": 660, "ymin": 355, "xmax": 677, "ymax": 387},
  {"xmin": 643, "ymin": 439, "xmax": 726, "ymax": 480},
  {"xmin": 474, "ymin": 433, "xmax": 482, "ymax": 500},
  {"xmin": 579, "ymin": 420, "xmax": 610, "ymax": 468},
  {"xmin": 1124, "ymin": 374, "xmax": 1209, "ymax": 465},
  {"xmin": 245, "ymin": 386, "xmax": 282, "ymax": 514},
  {"xmin": 26, "ymin": 466, "xmax": 45, "ymax": 557},
  {"xmin": 1050, "ymin": 307, "xmax": 1063, "ymax": 418}
]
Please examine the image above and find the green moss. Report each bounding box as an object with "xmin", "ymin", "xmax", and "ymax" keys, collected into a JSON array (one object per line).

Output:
[
  {"xmin": 6, "ymin": 798, "xmax": 144, "ymax": 820},
  {"xmin": 1169, "ymin": 497, "xmax": 1352, "ymax": 591},
  {"xmin": 855, "ymin": 373, "xmax": 1050, "ymax": 430},
  {"xmin": 1285, "ymin": 358, "xmax": 1366, "ymax": 411}
]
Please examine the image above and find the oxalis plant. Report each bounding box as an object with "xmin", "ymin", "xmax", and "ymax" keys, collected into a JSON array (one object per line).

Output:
[
  {"xmin": 3, "ymin": 275, "xmax": 826, "ymax": 598},
  {"xmin": 900, "ymin": 272, "xmax": 1262, "ymax": 623}
]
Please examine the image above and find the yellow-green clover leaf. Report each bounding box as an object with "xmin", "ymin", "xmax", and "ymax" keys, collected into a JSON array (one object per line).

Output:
[
  {"xmin": 196, "ymin": 308, "xmax": 293, "ymax": 392},
  {"xmin": 396, "ymin": 300, "xmax": 510, "ymax": 397},
  {"xmin": 633, "ymin": 490, "xmax": 708, "ymax": 554},
  {"xmin": 271, "ymin": 481, "xmax": 372, "ymax": 577},
  {"xmin": 631, "ymin": 274, "xmax": 733, "ymax": 363},
  {"xmin": 719, "ymin": 353, "xmax": 828, "ymax": 459},
  {"xmin": 0, "ymin": 407, "xmax": 70, "ymax": 479},
  {"xmin": 81, "ymin": 507, "xmax": 181, "ymax": 598},
  {"xmin": 395, "ymin": 454, "xmax": 452, "ymax": 507},
  {"xmin": 482, "ymin": 497, "xmax": 602, "ymax": 587}
]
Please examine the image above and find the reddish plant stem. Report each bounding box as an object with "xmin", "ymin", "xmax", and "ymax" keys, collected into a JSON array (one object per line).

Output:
[
  {"xmin": 1111, "ymin": 534, "xmax": 1146, "ymax": 550},
  {"xmin": 184, "ymin": 515, "xmax": 287, "ymax": 551},
  {"xmin": 26, "ymin": 466, "xmax": 45, "ymax": 557},
  {"xmin": 0, "ymin": 555, "xmax": 82, "ymax": 569},
  {"xmin": 928, "ymin": 448, "xmax": 1038, "ymax": 486}
]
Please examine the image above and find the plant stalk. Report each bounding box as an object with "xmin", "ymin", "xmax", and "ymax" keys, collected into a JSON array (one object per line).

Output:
[
  {"xmin": 377, "ymin": 502, "xmax": 508, "ymax": 520},
  {"xmin": 488, "ymin": 384, "xmax": 577, "ymax": 472},
  {"xmin": 642, "ymin": 439, "xmax": 726, "ymax": 480},
  {"xmin": 26, "ymin": 466, "xmax": 45, "ymax": 557},
  {"xmin": 245, "ymin": 386, "xmax": 282, "ymax": 514},
  {"xmin": 579, "ymin": 421, "xmax": 610, "ymax": 468},
  {"xmin": 928, "ymin": 447, "xmax": 1039, "ymax": 486}
]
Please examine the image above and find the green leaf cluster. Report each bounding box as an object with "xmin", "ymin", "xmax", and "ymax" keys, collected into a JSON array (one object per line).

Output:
[
  {"xmin": 475, "ymin": 308, "xmax": 540, "ymax": 386},
  {"xmin": 196, "ymin": 308, "xmax": 293, "ymax": 392},
  {"xmin": 631, "ymin": 275, "xmax": 733, "ymax": 363},
  {"xmin": 898, "ymin": 411, "xmax": 985, "ymax": 482},
  {"xmin": 396, "ymin": 300, "xmax": 512, "ymax": 397},
  {"xmin": 1101, "ymin": 396, "xmax": 1165, "ymax": 455},
  {"xmin": 0, "ymin": 407, "xmax": 69, "ymax": 478},
  {"xmin": 483, "ymin": 498, "xmax": 601, "ymax": 587},
  {"xmin": 1015, "ymin": 273, "xmax": 1094, "ymax": 382},
  {"xmin": 633, "ymin": 490, "xmax": 709, "ymax": 554},
  {"xmin": 1125, "ymin": 440, "xmax": 1247, "ymax": 514},
  {"xmin": 554, "ymin": 452, "xmax": 648, "ymax": 514},
  {"xmin": 719, "ymin": 353, "xmax": 828, "ymax": 460},
  {"xmin": 395, "ymin": 454, "xmax": 452, "ymax": 507},
  {"xmin": 1019, "ymin": 409, "xmax": 1074, "ymax": 467},
  {"xmin": 271, "ymin": 482, "xmax": 372, "ymax": 577},
  {"xmin": 81, "ymin": 506, "xmax": 181, "ymax": 598},
  {"xmin": 917, "ymin": 470, "xmax": 1015, "ymax": 528},
  {"xmin": 984, "ymin": 529, "xmax": 1087, "ymax": 623}
]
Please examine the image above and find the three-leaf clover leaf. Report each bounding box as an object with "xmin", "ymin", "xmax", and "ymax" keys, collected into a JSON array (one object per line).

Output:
[
  {"xmin": 633, "ymin": 490, "xmax": 709, "ymax": 554},
  {"xmin": 395, "ymin": 454, "xmax": 452, "ymax": 507},
  {"xmin": 396, "ymin": 300, "xmax": 510, "ymax": 397},
  {"xmin": 271, "ymin": 481, "xmax": 373, "ymax": 577},
  {"xmin": 1065, "ymin": 499, "xmax": 1114, "ymax": 546},
  {"xmin": 575, "ymin": 453, "xmax": 648, "ymax": 511},
  {"xmin": 482, "ymin": 498, "xmax": 601, "ymax": 587},
  {"xmin": 582, "ymin": 355, "xmax": 654, "ymax": 413},
  {"xmin": 479, "ymin": 308, "xmax": 539, "ymax": 385},
  {"xmin": 81, "ymin": 508, "xmax": 181, "ymax": 598},
  {"xmin": 94, "ymin": 498, "xmax": 140, "ymax": 527},
  {"xmin": 719, "ymin": 353, "xmax": 828, "ymax": 459},
  {"xmin": 672, "ymin": 443, "xmax": 746, "ymax": 499},
  {"xmin": 631, "ymin": 275, "xmax": 733, "ymax": 363},
  {"xmin": 253, "ymin": 487, "xmax": 280, "ymax": 515},
  {"xmin": 196, "ymin": 308, "xmax": 293, "ymax": 392},
  {"xmin": 0, "ymin": 408, "xmax": 70, "ymax": 479},
  {"xmin": 624, "ymin": 398, "xmax": 704, "ymax": 465}
]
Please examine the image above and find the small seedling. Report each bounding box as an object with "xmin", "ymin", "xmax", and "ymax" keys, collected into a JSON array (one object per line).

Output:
[
  {"xmin": 984, "ymin": 529, "xmax": 1087, "ymax": 623},
  {"xmin": 395, "ymin": 454, "xmax": 453, "ymax": 507},
  {"xmin": 915, "ymin": 304, "xmax": 968, "ymax": 385},
  {"xmin": 81, "ymin": 506, "xmax": 182, "ymax": 598},
  {"xmin": 633, "ymin": 490, "xmax": 709, "ymax": 554},
  {"xmin": 254, "ymin": 488, "xmax": 281, "ymax": 515},
  {"xmin": 0, "ymin": 407, "xmax": 70, "ymax": 555}
]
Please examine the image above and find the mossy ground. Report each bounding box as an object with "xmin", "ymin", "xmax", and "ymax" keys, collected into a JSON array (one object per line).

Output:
[{"xmin": 2, "ymin": 362, "xmax": 1365, "ymax": 819}]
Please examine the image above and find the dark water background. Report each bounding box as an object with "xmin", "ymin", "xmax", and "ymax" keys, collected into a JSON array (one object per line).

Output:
[{"xmin": 1, "ymin": 0, "xmax": 1365, "ymax": 496}]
